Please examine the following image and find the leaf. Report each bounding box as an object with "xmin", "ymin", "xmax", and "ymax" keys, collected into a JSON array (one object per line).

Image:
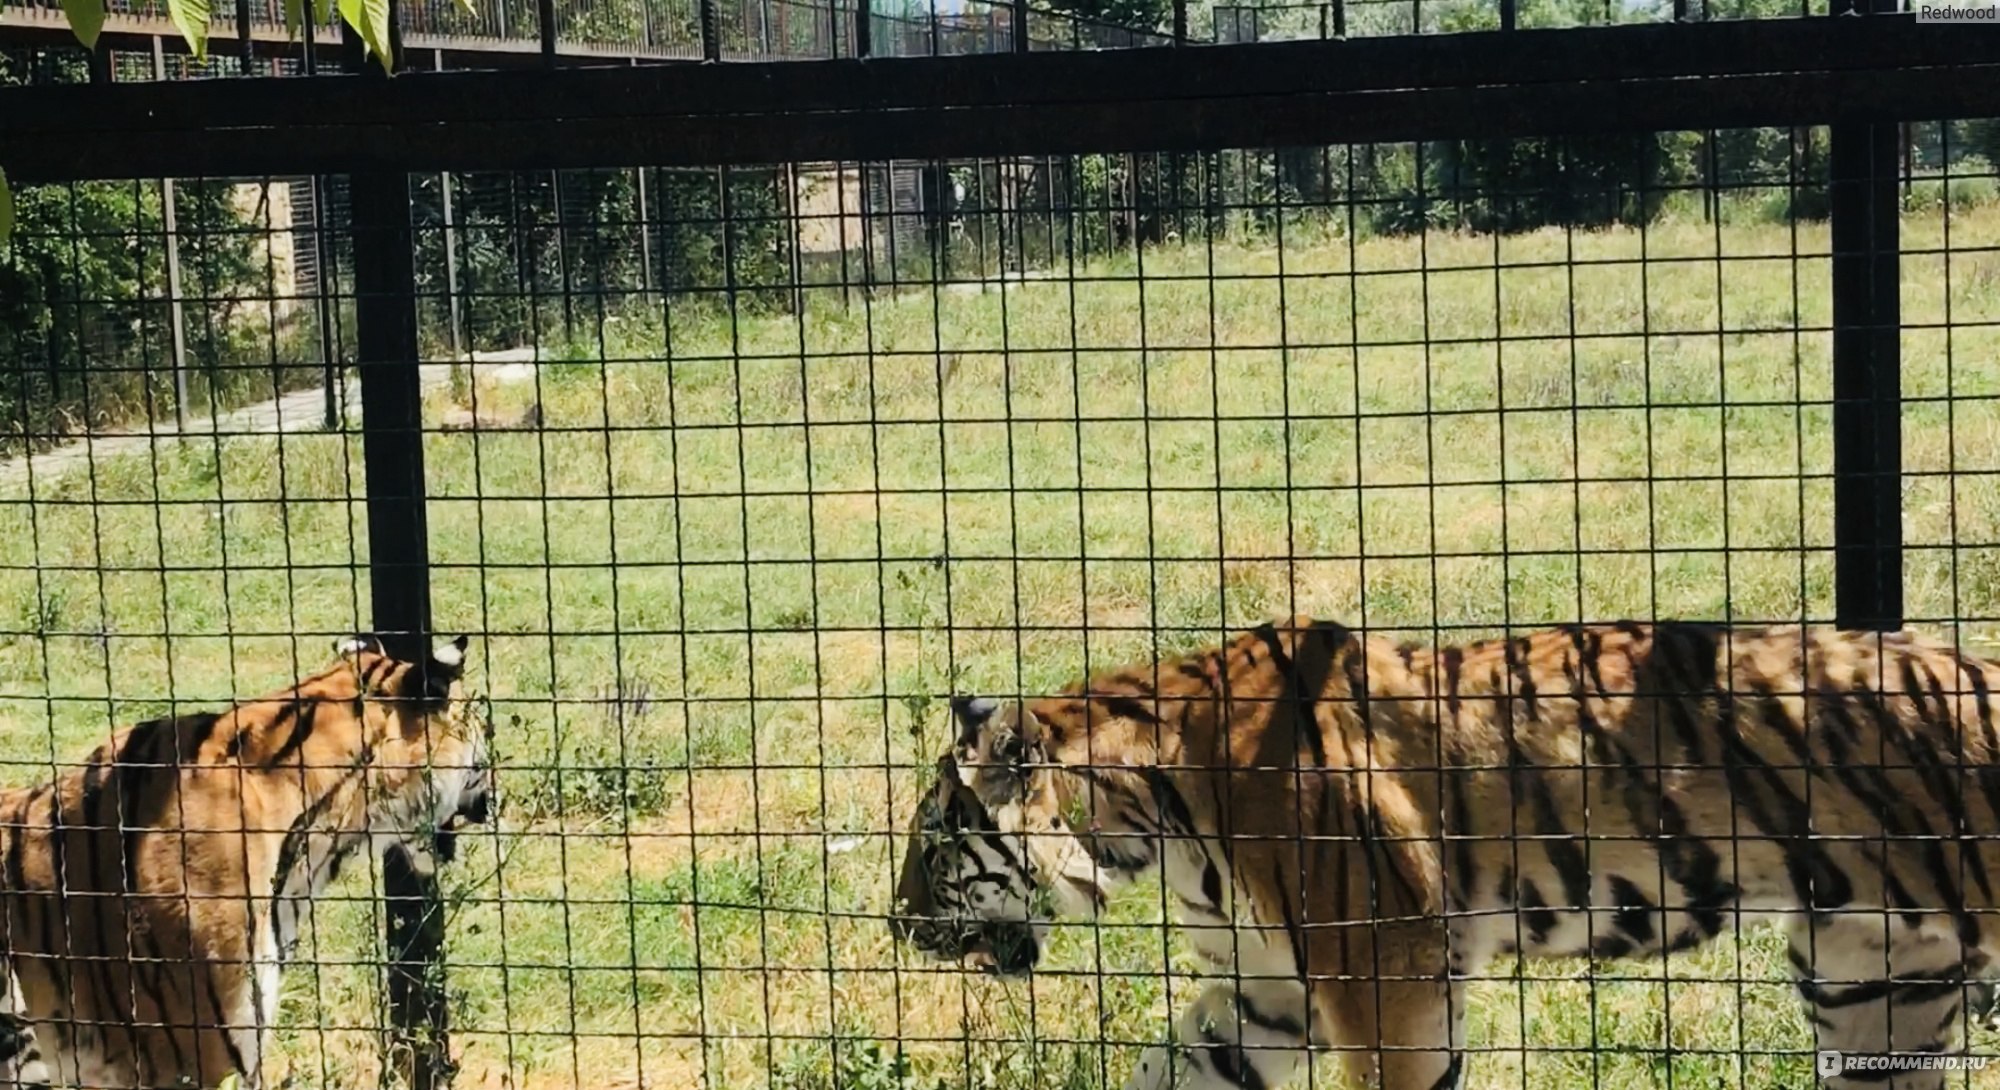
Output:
[
  {"xmin": 214, "ymin": 1076, "xmax": 243, "ymax": 1090},
  {"xmin": 168, "ymin": 0, "xmax": 211, "ymax": 59},
  {"xmin": 338, "ymin": 0, "xmax": 394, "ymax": 74},
  {"xmin": 284, "ymin": 0, "xmax": 332, "ymax": 38},
  {"xmin": 0, "ymin": 168, "xmax": 13, "ymax": 250},
  {"xmin": 361, "ymin": 0, "xmax": 392, "ymax": 73},
  {"xmin": 335, "ymin": 0, "xmax": 362, "ymax": 54},
  {"xmin": 60, "ymin": 0, "xmax": 105, "ymax": 50}
]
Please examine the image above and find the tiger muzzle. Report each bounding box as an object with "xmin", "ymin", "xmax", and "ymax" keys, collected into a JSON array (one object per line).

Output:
[
  {"xmin": 894, "ymin": 915, "xmax": 1041, "ymax": 979},
  {"xmin": 435, "ymin": 768, "xmax": 494, "ymax": 863}
]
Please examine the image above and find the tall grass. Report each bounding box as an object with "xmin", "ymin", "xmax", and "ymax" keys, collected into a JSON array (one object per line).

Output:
[{"xmin": 3, "ymin": 203, "xmax": 1999, "ymax": 1089}]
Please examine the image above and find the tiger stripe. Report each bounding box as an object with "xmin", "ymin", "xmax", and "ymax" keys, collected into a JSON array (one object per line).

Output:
[
  {"xmin": 896, "ymin": 616, "xmax": 2000, "ymax": 1090},
  {"xmin": 0, "ymin": 635, "xmax": 488, "ymax": 1090}
]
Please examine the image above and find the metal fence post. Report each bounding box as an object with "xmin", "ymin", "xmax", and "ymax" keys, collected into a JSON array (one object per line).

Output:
[
  {"xmin": 151, "ymin": 38, "xmax": 192, "ymax": 435},
  {"xmin": 352, "ymin": 163, "xmax": 452, "ymax": 1090},
  {"xmin": 312, "ymin": 175, "xmax": 342, "ymax": 431},
  {"xmin": 701, "ymin": 0, "xmax": 721, "ymax": 60},
  {"xmin": 1829, "ymin": 0, "xmax": 1902, "ymax": 632},
  {"xmin": 441, "ymin": 171, "xmax": 464, "ymax": 362},
  {"xmin": 236, "ymin": 0, "xmax": 254, "ymax": 68},
  {"xmin": 344, "ymin": 3, "xmax": 451, "ymax": 1083}
]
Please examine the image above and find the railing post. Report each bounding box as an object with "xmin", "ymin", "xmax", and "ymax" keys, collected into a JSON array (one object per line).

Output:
[
  {"xmin": 346, "ymin": 3, "xmax": 451, "ymax": 1085},
  {"xmin": 1829, "ymin": 0, "xmax": 1902, "ymax": 633},
  {"xmin": 236, "ymin": 0, "xmax": 254, "ymax": 68},
  {"xmin": 150, "ymin": 37, "xmax": 192, "ymax": 434},
  {"xmin": 312, "ymin": 175, "xmax": 341, "ymax": 431},
  {"xmin": 440, "ymin": 170, "xmax": 463, "ymax": 361},
  {"xmin": 352, "ymin": 163, "xmax": 452, "ymax": 1090},
  {"xmin": 700, "ymin": 0, "xmax": 721, "ymax": 60}
]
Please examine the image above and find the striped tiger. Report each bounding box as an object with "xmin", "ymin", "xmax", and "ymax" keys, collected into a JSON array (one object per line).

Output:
[
  {"xmin": 891, "ymin": 616, "xmax": 2000, "ymax": 1090},
  {"xmin": 0, "ymin": 634, "xmax": 491, "ymax": 1090}
]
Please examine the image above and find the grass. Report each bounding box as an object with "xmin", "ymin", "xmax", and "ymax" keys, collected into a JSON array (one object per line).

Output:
[{"xmin": 4, "ymin": 198, "xmax": 2000, "ymax": 1089}]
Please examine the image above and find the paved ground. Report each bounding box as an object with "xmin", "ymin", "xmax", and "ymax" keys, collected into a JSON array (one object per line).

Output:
[
  {"xmin": 0, "ymin": 349, "xmax": 537, "ymax": 492},
  {"xmin": 0, "ymin": 380, "xmax": 358, "ymax": 492}
]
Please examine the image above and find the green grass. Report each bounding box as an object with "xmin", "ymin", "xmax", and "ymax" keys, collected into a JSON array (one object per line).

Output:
[{"xmin": 6, "ymin": 201, "xmax": 2000, "ymax": 1089}]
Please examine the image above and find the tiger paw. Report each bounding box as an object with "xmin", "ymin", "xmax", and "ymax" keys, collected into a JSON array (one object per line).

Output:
[{"xmin": 1125, "ymin": 1044, "xmax": 1189, "ymax": 1090}]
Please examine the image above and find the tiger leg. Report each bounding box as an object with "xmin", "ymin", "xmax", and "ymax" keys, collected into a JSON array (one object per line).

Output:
[
  {"xmin": 1126, "ymin": 976, "xmax": 1312, "ymax": 1090},
  {"xmin": 1964, "ymin": 974, "xmax": 2000, "ymax": 1035},
  {"xmin": 0, "ymin": 962, "xmax": 49, "ymax": 1090},
  {"xmin": 1790, "ymin": 915, "xmax": 1979, "ymax": 1090},
  {"xmin": 1316, "ymin": 976, "xmax": 1464, "ymax": 1090},
  {"xmin": 1307, "ymin": 920, "xmax": 1464, "ymax": 1090}
]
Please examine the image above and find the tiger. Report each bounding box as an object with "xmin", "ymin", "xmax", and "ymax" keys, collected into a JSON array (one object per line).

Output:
[
  {"xmin": 0, "ymin": 633, "xmax": 492, "ymax": 1090},
  {"xmin": 891, "ymin": 615, "xmax": 2000, "ymax": 1090}
]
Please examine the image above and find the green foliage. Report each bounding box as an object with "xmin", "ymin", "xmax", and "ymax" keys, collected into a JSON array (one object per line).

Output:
[
  {"xmin": 337, "ymin": 0, "xmax": 395, "ymax": 74},
  {"xmin": 35, "ymin": 0, "xmax": 390, "ymax": 69},
  {"xmin": 559, "ymin": 0, "xmax": 689, "ymax": 46},
  {"xmin": 1430, "ymin": 133, "xmax": 1675, "ymax": 233},
  {"xmin": 654, "ymin": 167, "xmax": 792, "ymax": 312},
  {"xmin": 167, "ymin": 0, "xmax": 214, "ymax": 60},
  {"xmin": 1363, "ymin": 144, "xmax": 1451, "ymax": 235},
  {"xmin": 58, "ymin": 0, "xmax": 105, "ymax": 50},
  {"xmin": 1964, "ymin": 120, "xmax": 2000, "ymax": 170},
  {"xmin": 411, "ymin": 167, "xmax": 790, "ymax": 354},
  {"xmin": 516, "ymin": 682, "xmax": 674, "ymax": 822},
  {"xmin": 0, "ymin": 177, "xmax": 267, "ymax": 452},
  {"xmin": 773, "ymin": 1040, "xmax": 946, "ymax": 1090},
  {"xmin": 1040, "ymin": 0, "xmax": 1167, "ymax": 40},
  {"xmin": 1901, "ymin": 159, "xmax": 2000, "ymax": 215},
  {"xmin": 282, "ymin": 0, "xmax": 338, "ymax": 45},
  {"xmin": 0, "ymin": 168, "xmax": 13, "ymax": 248}
]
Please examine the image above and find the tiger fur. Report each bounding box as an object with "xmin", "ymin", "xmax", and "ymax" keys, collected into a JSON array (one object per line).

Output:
[
  {"xmin": 892, "ymin": 616, "xmax": 2000, "ymax": 1089},
  {"xmin": 0, "ymin": 634, "xmax": 491, "ymax": 1090}
]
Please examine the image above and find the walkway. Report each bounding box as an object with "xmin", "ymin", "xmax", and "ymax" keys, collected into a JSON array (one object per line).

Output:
[{"xmin": 0, "ymin": 348, "xmax": 548, "ymax": 491}]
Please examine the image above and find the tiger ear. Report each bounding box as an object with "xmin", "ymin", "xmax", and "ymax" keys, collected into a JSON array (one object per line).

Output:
[
  {"xmin": 430, "ymin": 634, "xmax": 470, "ymax": 678},
  {"xmin": 951, "ymin": 696, "xmax": 1041, "ymax": 801},
  {"xmin": 951, "ymin": 696, "xmax": 1000, "ymax": 747},
  {"xmin": 336, "ymin": 634, "xmax": 384, "ymax": 660}
]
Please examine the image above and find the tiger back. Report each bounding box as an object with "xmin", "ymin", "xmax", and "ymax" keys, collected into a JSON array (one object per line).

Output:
[
  {"xmin": 0, "ymin": 634, "xmax": 490, "ymax": 1090},
  {"xmin": 893, "ymin": 616, "xmax": 2000, "ymax": 1090}
]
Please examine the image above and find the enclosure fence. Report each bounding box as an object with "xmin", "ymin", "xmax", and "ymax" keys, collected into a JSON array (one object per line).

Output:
[{"xmin": 4, "ymin": 5, "xmax": 2000, "ymax": 1089}]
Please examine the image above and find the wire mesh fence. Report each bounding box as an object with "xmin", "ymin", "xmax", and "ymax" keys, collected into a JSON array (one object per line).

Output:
[{"xmin": 6, "ymin": 6, "xmax": 2000, "ymax": 1089}]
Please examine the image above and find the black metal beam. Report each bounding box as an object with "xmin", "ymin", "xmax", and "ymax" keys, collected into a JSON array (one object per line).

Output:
[
  {"xmin": 353, "ymin": 166, "xmax": 454, "ymax": 1087},
  {"xmin": 347, "ymin": 6, "xmax": 452, "ymax": 1072},
  {"xmin": 2, "ymin": 18, "xmax": 1997, "ymax": 181},
  {"xmin": 10, "ymin": 17, "xmax": 1994, "ymax": 128},
  {"xmin": 8, "ymin": 64, "xmax": 1998, "ymax": 181},
  {"xmin": 1829, "ymin": 0, "xmax": 1903, "ymax": 632}
]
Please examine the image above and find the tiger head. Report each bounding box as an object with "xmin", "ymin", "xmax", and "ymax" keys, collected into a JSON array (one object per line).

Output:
[
  {"xmin": 891, "ymin": 696, "xmax": 1105, "ymax": 978},
  {"xmin": 332, "ymin": 632, "xmax": 493, "ymax": 862}
]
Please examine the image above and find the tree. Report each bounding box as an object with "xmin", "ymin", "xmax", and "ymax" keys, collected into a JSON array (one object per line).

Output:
[{"xmin": 1039, "ymin": 0, "xmax": 1168, "ymax": 45}]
